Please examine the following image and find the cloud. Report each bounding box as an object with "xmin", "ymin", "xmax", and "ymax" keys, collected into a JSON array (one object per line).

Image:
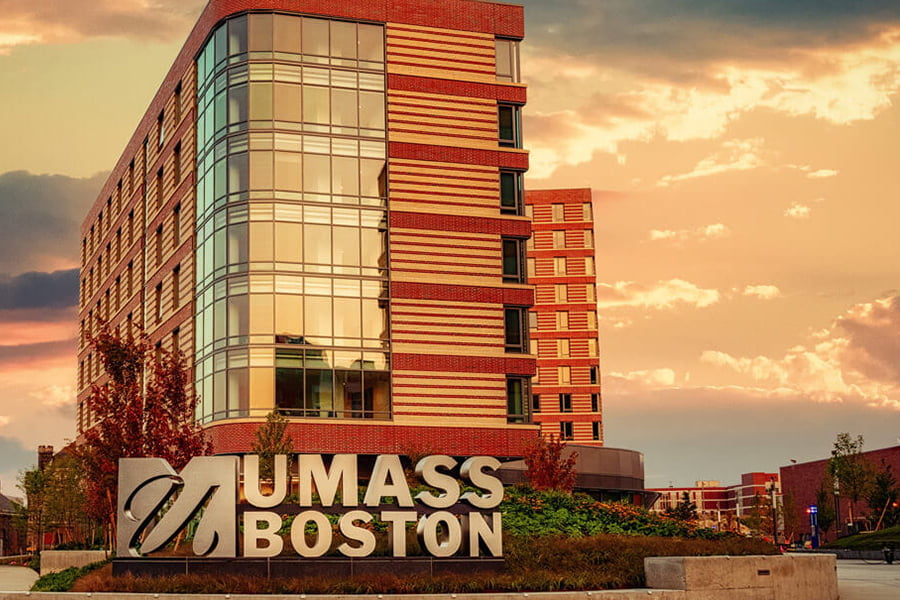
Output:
[
  {"xmin": 0, "ymin": 171, "xmax": 104, "ymax": 275},
  {"xmin": 0, "ymin": 0, "xmax": 205, "ymax": 51},
  {"xmin": 0, "ymin": 339, "xmax": 76, "ymax": 369},
  {"xmin": 0, "ymin": 269, "xmax": 79, "ymax": 310},
  {"xmin": 742, "ymin": 285, "xmax": 782, "ymax": 300},
  {"xmin": 658, "ymin": 139, "xmax": 768, "ymax": 186},
  {"xmin": 784, "ymin": 203, "xmax": 812, "ymax": 219},
  {"xmin": 649, "ymin": 223, "xmax": 732, "ymax": 243},
  {"xmin": 701, "ymin": 293, "xmax": 900, "ymax": 408},
  {"xmin": 597, "ymin": 279, "xmax": 720, "ymax": 310},
  {"xmin": 806, "ymin": 169, "xmax": 840, "ymax": 179},
  {"xmin": 608, "ymin": 369, "xmax": 678, "ymax": 389},
  {"xmin": 0, "ymin": 416, "xmax": 9, "ymax": 428},
  {"xmin": 28, "ymin": 385, "xmax": 75, "ymax": 409}
]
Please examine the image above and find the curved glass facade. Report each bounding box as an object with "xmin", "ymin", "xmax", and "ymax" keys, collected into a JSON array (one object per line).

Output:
[{"xmin": 195, "ymin": 13, "xmax": 390, "ymax": 424}]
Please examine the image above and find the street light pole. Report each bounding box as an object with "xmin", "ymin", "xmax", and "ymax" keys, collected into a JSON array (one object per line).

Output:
[
  {"xmin": 833, "ymin": 479, "xmax": 841, "ymax": 539},
  {"xmin": 768, "ymin": 478, "xmax": 778, "ymax": 545}
]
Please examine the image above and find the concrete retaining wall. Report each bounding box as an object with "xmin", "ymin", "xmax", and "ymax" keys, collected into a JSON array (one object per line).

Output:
[
  {"xmin": 39, "ymin": 550, "xmax": 109, "ymax": 576},
  {"xmin": 646, "ymin": 554, "xmax": 838, "ymax": 600}
]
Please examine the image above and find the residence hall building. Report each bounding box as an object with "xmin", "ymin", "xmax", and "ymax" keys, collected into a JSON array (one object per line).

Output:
[
  {"xmin": 76, "ymin": 0, "xmax": 539, "ymax": 459},
  {"xmin": 525, "ymin": 188, "xmax": 602, "ymax": 446}
]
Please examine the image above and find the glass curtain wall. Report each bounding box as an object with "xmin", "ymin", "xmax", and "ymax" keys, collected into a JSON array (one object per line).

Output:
[{"xmin": 195, "ymin": 13, "xmax": 390, "ymax": 423}]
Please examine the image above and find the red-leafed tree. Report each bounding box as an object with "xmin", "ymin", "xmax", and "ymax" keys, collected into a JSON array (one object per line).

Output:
[
  {"xmin": 78, "ymin": 325, "xmax": 210, "ymax": 547},
  {"xmin": 523, "ymin": 435, "xmax": 578, "ymax": 493}
]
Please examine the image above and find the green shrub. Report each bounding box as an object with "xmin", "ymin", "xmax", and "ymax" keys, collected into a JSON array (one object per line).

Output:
[{"xmin": 31, "ymin": 561, "xmax": 108, "ymax": 592}]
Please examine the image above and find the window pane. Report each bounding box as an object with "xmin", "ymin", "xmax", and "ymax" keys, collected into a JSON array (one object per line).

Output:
[
  {"xmin": 274, "ymin": 221, "xmax": 302, "ymax": 263},
  {"xmin": 358, "ymin": 25, "xmax": 384, "ymax": 62},
  {"xmin": 303, "ymin": 154, "xmax": 331, "ymax": 193},
  {"xmin": 498, "ymin": 106, "xmax": 514, "ymax": 142},
  {"xmin": 331, "ymin": 88, "xmax": 358, "ymax": 127},
  {"xmin": 360, "ymin": 229, "xmax": 384, "ymax": 268},
  {"xmin": 228, "ymin": 16, "xmax": 248, "ymax": 55},
  {"xmin": 303, "ymin": 85, "xmax": 329, "ymax": 123},
  {"xmin": 359, "ymin": 92, "xmax": 385, "ymax": 130},
  {"xmin": 276, "ymin": 367, "xmax": 302, "ymax": 411},
  {"xmin": 249, "ymin": 82, "xmax": 273, "ymax": 120},
  {"xmin": 495, "ymin": 39, "xmax": 512, "ymax": 80},
  {"xmin": 249, "ymin": 221, "xmax": 273, "ymax": 262},
  {"xmin": 304, "ymin": 223, "xmax": 331, "ymax": 264},
  {"xmin": 360, "ymin": 159, "xmax": 384, "ymax": 197},
  {"xmin": 333, "ymin": 156, "xmax": 359, "ymax": 196},
  {"xmin": 333, "ymin": 226, "xmax": 360, "ymax": 266},
  {"xmin": 274, "ymin": 151, "xmax": 302, "ymax": 191},
  {"xmin": 273, "ymin": 14, "xmax": 301, "ymax": 54},
  {"xmin": 248, "ymin": 13, "xmax": 273, "ymax": 52},
  {"xmin": 275, "ymin": 294, "xmax": 302, "ymax": 336},
  {"xmin": 227, "ymin": 223, "xmax": 248, "ymax": 265},
  {"xmin": 305, "ymin": 369, "xmax": 334, "ymax": 414},
  {"xmin": 228, "ymin": 84, "xmax": 248, "ymax": 124},
  {"xmin": 304, "ymin": 296, "xmax": 332, "ymax": 337},
  {"xmin": 227, "ymin": 152, "xmax": 248, "ymax": 193},
  {"xmin": 362, "ymin": 299, "xmax": 385, "ymax": 339},
  {"xmin": 302, "ymin": 18, "xmax": 329, "ymax": 56},
  {"xmin": 334, "ymin": 297, "xmax": 361, "ymax": 338},
  {"xmin": 228, "ymin": 294, "xmax": 249, "ymax": 336},
  {"xmin": 330, "ymin": 21, "xmax": 357, "ymax": 58},
  {"xmin": 274, "ymin": 82, "xmax": 301, "ymax": 122},
  {"xmin": 250, "ymin": 151, "xmax": 273, "ymax": 189},
  {"xmin": 505, "ymin": 308, "xmax": 522, "ymax": 349}
]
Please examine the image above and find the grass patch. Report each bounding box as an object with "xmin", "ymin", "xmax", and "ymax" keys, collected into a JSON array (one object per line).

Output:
[
  {"xmin": 823, "ymin": 525, "xmax": 900, "ymax": 550},
  {"xmin": 71, "ymin": 534, "xmax": 774, "ymax": 594},
  {"xmin": 31, "ymin": 561, "xmax": 108, "ymax": 592}
]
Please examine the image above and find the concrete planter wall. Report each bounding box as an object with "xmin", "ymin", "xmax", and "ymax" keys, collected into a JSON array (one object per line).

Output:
[{"xmin": 39, "ymin": 550, "xmax": 109, "ymax": 576}]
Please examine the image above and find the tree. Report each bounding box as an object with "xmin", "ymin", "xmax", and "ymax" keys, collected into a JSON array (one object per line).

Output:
[
  {"xmin": 79, "ymin": 325, "xmax": 210, "ymax": 547},
  {"xmin": 780, "ymin": 491, "xmax": 801, "ymax": 544},
  {"xmin": 742, "ymin": 493, "xmax": 774, "ymax": 539},
  {"xmin": 866, "ymin": 459, "xmax": 900, "ymax": 530},
  {"xmin": 664, "ymin": 491, "xmax": 698, "ymax": 522},
  {"xmin": 17, "ymin": 455, "xmax": 95, "ymax": 550},
  {"xmin": 251, "ymin": 410, "xmax": 294, "ymax": 480},
  {"xmin": 523, "ymin": 435, "xmax": 578, "ymax": 493},
  {"xmin": 814, "ymin": 475, "xmax": 836, "ymax": 541},
  {"xmin": 829, "ymin": 433, "xmax": 874, "ymax": 528}
]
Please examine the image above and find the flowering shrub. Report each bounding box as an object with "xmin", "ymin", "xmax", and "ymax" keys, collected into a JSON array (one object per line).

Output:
[{"xmin": 501, "ymin": 486, "xmax": 729, "ymax": 539}]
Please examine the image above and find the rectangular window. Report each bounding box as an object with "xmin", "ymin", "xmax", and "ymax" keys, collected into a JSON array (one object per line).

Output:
[
  {"xmin": 155, "ymin": 283, "xmax": 163, "ymax": 322},
  {"xmin": 172, "ymin": 327, "xmax": 180, "ymax": 355},
  {"xmin": 126, "ymin": 261, "xmax": 133, "ymax": 298},
  {"xmin": 583, "ymin": 202, "xmax": 592, "ymax": 221},
  {"xmin": 495, "ymin": 38, "xmax": 520, "ymax": 83},
  {"xmin": 587, "ymin": 284, "xmax": 596, "ymax": 303},
  {"xmin": 587, "ymin": 310, "xmax": 597, "ymax": 330},
  {"xmin": 553, "ymin": 230, "xmax": 566, "ymax": 248},
  {"xmin": 560, "ymin": 421, "xmax": 574, "ymax": 441},
  {"xmin": 173, "ymin": 203, "xmax": 181, "ymax": 247},
  {"xmin": 498, "ymin": 104, "xmax": 521, "ymax": 148},
  {"xmin": 157, "ymin": 111, "xmax": 165, "ymax": 147},
  {"xmin": 173, "ymin": 142, "xmax": 182, "ymax": 184},
  {"xmin": 506, "ymin": 376, "xmax": 529, "ymax": 424},
  {"xmin": 588, "ymin": 339, "xmax": 598, "ymax": 357},
  {"xmin": 528, "ymin": 311, "xmax": 538, "ymax": 330},
  {"xmin": 500, "ymin": 170, "xmax": 524, "ymax": 215},
  {"xmin": 591, "ymin": 393, "xmax": 600, "ymax": 412},
  {"xmin": 556, "ymin": 311, "xmax": 569, "ymax": 330},
  {"xmin": 172, "ymin": 265, "xmax": 181, "ymax": 309},
  {"xmin": 552, "ymin": 204, "xmax": 565, "ymax": 222},
  {"xmin": 585, "ymin": 230, "xmax": 594, "ymax": 248},
  {"xmin": 558, "ymin": 366, "xmax": 571, "ymax": 385},
  {"xmin": 128, "ymin": 160, "xmax": 135, "ymax": 197},
  {"xmin": 559, "ymin": 393, "xmax": 572, "ymax": 413},
  {"xmin": 502, "ymin": 238, "xmax": 526, "ymax": 283},
  {"xmin": 532, "ymin": 393, "xmax": 541, "ymax": 413},
  {"xmin": 554, "ymin": 257, "xmax": 567, "ymax": 276},
  {"xmin": 504, "ymin": 307, "xmax": 527, "ymax": 353},
  {"xmin": 558, "ymin": 339, "xmax": 570, "ymax": 357},
  {"xmin": 555, "ymin": 284, "xmax": 568, "ymax": 303},
  {"xmin": 585, "ymin": 256, "xmax": 595, "ymax": 276},
  {"xmin": 156, "ymin": 168, "xmax": 164, "ymax": 206},
  {"xmin": 590, "ymin": 366, "xmax": 599, "ymax": 385},
  {"xmin": 592, "ymin": 421, "xmax": 601, "ymax": 441},
  {"xmin": 156, "ymin": 225, "xmax": 164, "ymax": 265},
  {"xmin": 174, "ymin": 82, "xmax": 182, "ymax": 125}
]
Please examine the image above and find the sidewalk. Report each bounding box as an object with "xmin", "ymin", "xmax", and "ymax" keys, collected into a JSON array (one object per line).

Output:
[
  {"xmin": 837, "ymin": 560, "xmax": 900, "ymax": 600},
  {"xmin": 0, "ymin": 566, "xmax": 37, "ymax": 592}
]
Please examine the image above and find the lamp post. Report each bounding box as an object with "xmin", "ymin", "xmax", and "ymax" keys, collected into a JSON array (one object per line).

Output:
[
  {"xmin": 833, "ymin": 479, "xmax": 841, "ymax": 539},
  {"xmin": 767, "ymin": 478, "xmax": 778, "ymax": 545}
]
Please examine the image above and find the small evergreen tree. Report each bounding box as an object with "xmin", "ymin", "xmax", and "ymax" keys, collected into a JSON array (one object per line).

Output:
[
  {"xmin": 523, "ymin": 435, "xmax": 577, "ymax": 493},
  {"xmin": 664, "ymin": 491, "xmax": 698, "ymax": 522},
  {"xmin": 251, "ymin": 410, "xmax": 294, "ymax": 480}
]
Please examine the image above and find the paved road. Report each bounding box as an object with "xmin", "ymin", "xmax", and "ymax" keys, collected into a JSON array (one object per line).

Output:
[
  {"xmin": 0, "ymin": 566, "xmax": 37, "ymax": 592},
  {"xmin": 838, "ymin": 560, "xmax": 900, "ymax": 600}
]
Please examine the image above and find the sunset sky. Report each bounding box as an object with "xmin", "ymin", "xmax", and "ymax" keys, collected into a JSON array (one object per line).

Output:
[{"xmin": 0, "ymin": 0, "xmax": 898, "ymax": 494}]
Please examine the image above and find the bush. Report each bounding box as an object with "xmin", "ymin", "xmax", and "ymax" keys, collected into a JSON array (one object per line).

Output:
[{"xmin": 31, "ymin": 561, "xmax": 107, "ymax": 592}]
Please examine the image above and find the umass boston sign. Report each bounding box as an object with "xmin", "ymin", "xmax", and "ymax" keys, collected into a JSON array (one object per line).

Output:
[{"xmin": 115, "ymin": 454, "xmax": 504, "ymax": 576}]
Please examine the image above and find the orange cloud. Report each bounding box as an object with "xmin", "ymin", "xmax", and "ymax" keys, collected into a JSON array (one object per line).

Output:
[{"xmin": 597, "ymin": 279, "xmax": 720, "ymax": 310}]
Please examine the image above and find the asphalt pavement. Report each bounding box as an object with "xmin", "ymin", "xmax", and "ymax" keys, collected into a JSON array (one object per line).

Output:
[{"xmin": 837, "ymin": 559, "xmax": 900, "ymax": 600}]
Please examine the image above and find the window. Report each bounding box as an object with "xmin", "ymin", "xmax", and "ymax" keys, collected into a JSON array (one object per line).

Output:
[
  {"xmin": 173, "ymin": 143, "xmax": 182, "ymax": 184},
  {"xmin": 500, "ymin": 170, "xmax": 523, "ymax": 215},
  {"xmin": 172, "ymin": 265, "xmax": 181, "ymax": 309},
  {"xmin": 156, "ymin": 225, "xmax": 164, "ymax": 265},
  {"xmin": 495, "ymin": 38, "xmax": 520, "ymax": 82},
  {"xmin": 504, "ymin": 307, "xmax": 527, "ymax": 353},
  {"xmin": 156, "ymin": 168, "xmax": 164, "ymax": 206},
  {"xmin": 591, "ymin": 393, "xmax": 600, "ymax": 412},
  {"xmin": 560, "ymin": 421, "xmax": 574, "ymax": 441},
  {"xmin": 502, "ymin": 238, "xmax": 526, "ymax": 283},
  {"xmin": 590, "ymin": 366, "xmax": 599, "ymax": 385},
  {"xmin": 552, "ymin": 204, "xmax": 565, "ymax": 222},
  {"xmin": 528, "ymin": 311, "xmax": 538, "ymax": 330},
  {"xmin": 587, "ymin": 284, "xmax": 596, "ymax": 303},
  {"xmin": 585, "ymin": 230, "xmax": 594, "ymax": 248},
  {"xmin": 506, "ymin": 376, "xmax": 529, "ymax": 424},
  {"xmin": 172, "ymin": 327, "xmax": 181, "ymax": 354},
  {"xmin": 126, "ymin": 261, "xmax": 133, "ymax": 298},
  {"xmin": 526, "ymin": 257, "xmax": 536, "ymax": 279},
  {"xmin": 115, "ymin": 228, "xmax": 122, "ymax": 262},
  {"xmin": 174, "ymin": 82, "xmax": 182, "ymax": 125},
  {"xmin": 558, "ymin": 339, "xmax": 570, "ymax": 357},
  {"xmin": 555, "ymin": 284, "xmax": 568, "ymax": 303},
  {"xmin": 559, "ymin": 393, "xmax": 572, "ymax": 413},
  {"xmin": 553, "ymin": 230, "xmax": 565, "ymax": 248},
  {"xmin": 554, "ymin": 257, "xmax": 567, "ymax": 276},
  {"xmin": 588, "ymin": 339, "xmax": 598, "ymax": 357},
  {"xmin": 558, "ymin": 366, "xmax": 571, "ymax": 385},
  {"xmin": 173, "ymin": 203, "xmax": 181, "ymax": 247},
  {"xmin": 585, "ymin": 256, "xmax": 595, "ymax": 276},
  {"xmin": 498, "ymin": 104, "xmax": 521, "ymax": 148},
  {"xmin": 583, "ymin": 202, "xmax": 592, "ymax": 222},
  {"xmin": 155, "ymin": 283, "xmax": 163, "ymax": 322},
  {"xmin": 157, "ymin": 111, "xmax": 165, "ymax": 147},
  {"xmin": 556, "ymin": 311, "xmax": 569, "ymax": 330},
  {"xmin": 592, "ymin": 421, "xmax": 601, "ymax": 441},
  {"xmin": 128, "ymin": 160, "xmax": 135, "ymax": 197},
  {"xmin": 532, "ymin": 393, "xmax": 541, "ymax": 413},
  {"xmin": 587, "ymin": 311, "xmax": 597, "ymax": 330}
]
